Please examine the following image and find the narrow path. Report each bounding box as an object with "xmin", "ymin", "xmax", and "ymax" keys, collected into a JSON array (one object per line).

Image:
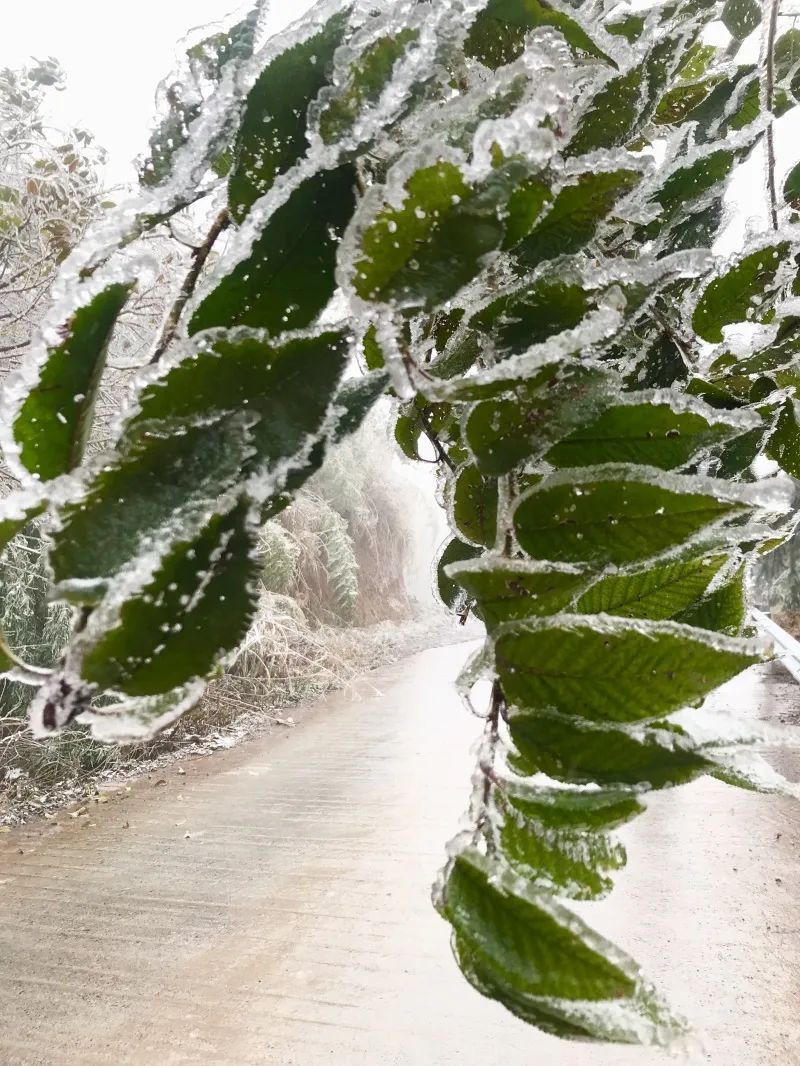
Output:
[{"xmin": 0, "ymin": 645, "xmax": 798, "ymax": 1065}]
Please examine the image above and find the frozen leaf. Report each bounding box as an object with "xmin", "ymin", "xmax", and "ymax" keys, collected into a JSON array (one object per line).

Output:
[
  {"xmin": 465, "ymin": 0, "xmax": 615, "ymax": 71},
  {"xmin": 509, "ymin": 709, "xmax": 713, "ymax": 787},
  {"xmin": 514, "ymin": 474, "xmax": 746, "ymax": 566},
  {"xmin": 445, "ymin": 557, "xmax": 586, "ymax": 629},
  {"xmin": 228, "ymin": 11, "xmax": 348, "ymax": 220},
  {"xmin": 191, "ymin": 165, "xmax": 357, "ymax": 335},
  {"xmin": 721, "ymin": 0, "xmax": 760, "ymax": 42},
  {"xmin": 497, "ymin": 794, "xmax": 626, "ymax": 900},
  {"xmin": 318, "ymin": 29, "xmax": 419, "ymax": 144},
  {"xmin": 451, "ymin": 462, "xmax": 499, "ymax": 547},
  {"xmin": 441, "ymin": 848, "xmax": 637, "ymax": 1000},
  {"xmin": 78, "ymin": 497, "xmax": 260, "ymax": 696},
  {"xmin": 471, "ymin": 277, "xmax": 591, "ymax": 353},
  {"xmin": 575, "ymin": 554, "xmax": 728, "ymax": 620},
  {"xmin": 124, "ymin": 330, "xmax": 349, "ymax": 471},
  {"xmin": 49, "ymin": 416, "xmax": 254, "ymax": 601},
  {"xmin": 672, "ymin": 563, "xmax": 746, "ymax": 634},
  {"xmin": 514, "ymin": 168, "xmax": 640, "ymax": 269},
  {"xmin": 495, "ymin": 615, "xmax": 760, "ymax": 724},
  {"xmin": 544, "ymin": 400, "xmax": 746, "ymax": 470},
  {"xmin": 465, "ymin": 365, "xmax": 612, "ymax": 476},
  {"xmin": 692, "ymin": 243, "xmax": 791, "ymax": 342},
  {"xmin": 503, "ymin": 784, "xmax": 645, "ymax": 831},
  {"xmin": 436, "ymin": 537, "xmax": 481, "ymax": 610},
  {"xmin": 351, "ymin": 159, "xmax": 510, "ymax": 310},
  {"xmin": 14, "ymin": 283, "xmax": 131, "ymax": 481}
]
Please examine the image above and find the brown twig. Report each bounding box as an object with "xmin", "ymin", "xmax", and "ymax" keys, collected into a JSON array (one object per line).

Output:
[
  {"xmin": 762, "ymin": 0, "xmax": 780, "ymax": 230},
  {"xmin": 149, "ymin": 207, "xmax": 230, "ymax": 364}
]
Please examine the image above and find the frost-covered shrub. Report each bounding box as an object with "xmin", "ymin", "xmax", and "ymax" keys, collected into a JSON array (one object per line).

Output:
[{"xmin": 2, "ymin": 0, "xmax": 800, "ymax": 1045}]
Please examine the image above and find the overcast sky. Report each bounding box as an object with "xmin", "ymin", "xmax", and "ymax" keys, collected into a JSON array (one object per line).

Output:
[{"xmin": 2, "ymin": 0, "xmax": 314, "ymax": 187}]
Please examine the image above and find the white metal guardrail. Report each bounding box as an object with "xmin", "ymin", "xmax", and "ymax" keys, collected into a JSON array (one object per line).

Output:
[{"xmin": 751, "ymin": 607, "xmax": 800, "ymax": 683}]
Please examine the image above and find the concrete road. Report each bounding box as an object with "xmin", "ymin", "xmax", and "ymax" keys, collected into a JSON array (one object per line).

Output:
[{"xmin": 0, "ymin": 644, "xmax": 799, "ymax": 1065}]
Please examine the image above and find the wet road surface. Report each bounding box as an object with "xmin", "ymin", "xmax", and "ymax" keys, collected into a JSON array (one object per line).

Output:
[{"xmin": 0, "ymin": 644, "xmax": 798, "ymax": 1065}]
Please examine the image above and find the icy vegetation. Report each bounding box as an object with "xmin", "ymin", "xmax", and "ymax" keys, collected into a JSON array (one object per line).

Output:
[{"xmin": 2, "ymin": 0, "xmax": 800, "ymax": 1046}]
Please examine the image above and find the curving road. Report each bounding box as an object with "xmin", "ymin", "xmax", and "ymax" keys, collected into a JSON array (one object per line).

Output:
[{"xmin": 0, "ymin": 644, "xmax": 798, "ymax": 1065}]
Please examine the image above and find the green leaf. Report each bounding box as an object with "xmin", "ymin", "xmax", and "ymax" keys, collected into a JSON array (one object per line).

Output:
[
  {"xmin": 567, "ymin": 67, "xmax": 642, "ymax": 155},
  {"xmin": 673, "ymin": 563, "xmax": 746, "ymax": 634},
  {"xmin": 318, "ymin": 29, "xmax": 418, "ymax": 144},
  {"xmin": 784, "ymin": 162, "xmax": 800, "ymax": 203},
  {"xmin": 767, "ymin": 398, "xmax": 800, "ymax": 478},
  {"xmin": 446, "ymin": 557, "xmax": 586, "ymax": 628},
  {"xmin": 50, "ymin": 416, "xmax": 254, "ymax": 602},
  {"xmin": 575, "ymin": 554, "xmax": 727, "ymax": 620},
  {"xmin": 465, "ymin": 0, "xmax": 614, "ymax": 70},
  {"xmin": 509, "ymin": 709, "xmax": 713, "ymax": 787},
  {"xmin": 192, "ymin": 166, "xmax": 357, "ymax": 335},
  {"xmin": 227, "ymin": 12, "xmax": 348, "ymax": 220},
  {"xmin": 79, "ymin": 497, "xmax": 260, "ymax": 696},
  {"xmin": 125, "ymin": 331, "xmax": 349, "ymax": 471},
  {"xmin": 14, "ymin": 283, "xmax": 131, "ymax": 481},
  {"xmin": 514, "ymin": 476, "xmax": 745, "ymax": 566},
  {"xmin": 352, "ymin": 160, "xmax": 508, "ymax": 310},
  {"xmin": 452, "ymin": 462, "xmax": 498, "ymax": 547},
  {"xmin": 650, "ymin": 149, "xmax": 735, "ymax": 224},
  {"xmin": 775, "ymin": 29, "xmax": 800, "ymax": 87},
  {"xmin": 494, "ymin": 616, "xmax": 759, "ymax": 724},
  {"xmin": 544, "ymin": 401, "xmax": 745, "ymax": 470},
  {"xmin": 721, "ymin": 0, "xmax": 760, "ymax": 41},
  {"xmin": 654, "ymin": 79, "xmax": 721, "ymax": 126},
  {"xmin": 502, "ymin": 785, "xmax": 645, "ymax": 831},
  {"xmin": 441, "ymin": 849, "xmax": 637, "ymax": 1001},
  {"xmin": 436, "ymin": 537, "xmax": 481, "ymax": 610},
  {"xmin": 471, "ymin": 278, "xmax": 591, "ymax": 352},
  {"xmin": 361, "ymin": 323, "xmax": 385, "ymax": 371},
  {"xmin": 692, "ymin": 242, "xmax": 790, "ymax": 343},
  {"xmin": 497, "ymin": 795, "xmax": 626, "ymax": 900},
  {"xmin": 330, "ymin": 370, "xmax": 389, "ymax": 442},
  {"xmin": 395, "ymin": 410, "xmax": 422, "ymax": 460},
  {"xmin": 514, "ymin": 169, "xmax": 640, "ymax": 269},
  {"xmin": 465, "ymin": 365, "xmax": 612, "ymax": 476}
]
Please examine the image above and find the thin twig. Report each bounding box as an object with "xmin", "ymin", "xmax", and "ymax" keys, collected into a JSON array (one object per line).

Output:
[
  {"xmin": 762, "ymin": 0, "xmax": 780, "ymax": 230},
  {"xmin": 149, "ymin": 207, "xmax": 230, "ymax": 364},
  {"xmin": 417, "ymin": 410, "xmax": 456, "ymax": 472}
]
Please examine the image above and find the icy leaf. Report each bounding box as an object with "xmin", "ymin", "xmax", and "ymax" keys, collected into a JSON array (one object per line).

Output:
[
  {"xmin": 465, "ymin": 365, "xmax": 612, "ymax": 476},
  {"xmin": 464, "ymin": 0, "xmax": 615, "ymax": 71},
  {"xmin": 14, "ymin": 283, "xmax": 131, "ymax": 481},
  {"xmin": 496, "ymin": 794, "xmax": 626, "ymax": 900},
  {"xmin": 514, "ymin": 168, "xmax": 640, "ymax": 269},
  {"xmin": 445, "ymin": 557, "xmax": 586, "ymax": 629},
  {"xmin": 351, "ymin": 159, "xmax": 510, "ymax": 310},
  {"xmin": 692, "ymin": 243, "xmax": 790, "ymax": 343},
  {"xmin": 575, "ymin": 554, "xmax": 728, "ymax": 620},
  {"xmin": 784, "ymin": 162, "xmax": 800, "ymax": 204},
  {"xmin": 329, "ymin": 370, "xmax": 389, "ymax": 442},
  {"xmin": 766, "ymin": 399, "xmax": 800, "ymax": 478},
  {"xmin": 503, "ymin": 785, "xmax": 645, "ymax": 831},
  {"xmin": 544, "ymin": 401, "xmax": 745, "ymax": 470},
  {"xmin": 509, "ymin": 709, "xmax": 713, "ymax": 787},
  {"xmin": 648, "ymin": 149, "xmax": 735, "ymax": 226},
  {"xmin": 78, "ymin": 497, "xmax": 260, "ymax": 696},
  {"xmin": 495, "ymin": 616, "xmax": 760, "ymax": 725},
  {"xmin": 471, "ymin": 278, "xmax": 591, "ymax": 352},
  {"xmin": 436, "ymin": 537, "xmax": 481, "ymax": 610},
  {"xmin": 318, "ymin": 29, "xmax": 418, "ymax": 144},
  {"xmin": 452, "ymin": 462, "xmax": 499, "ymax": 547},
  {"xmin": 191, "ymin": 165, "xmax": 357, "ymax": 335},
  {"xmin": 227, "ymin": 11, "xmax": 348, "ymax": 220},
  {"xmin": 514, "ymin": 475, "xmax": 746, "ymax": 566},
  {"xmin": 124, "ymin": 330, "xmax": 349, "ymax": 472},
  {"xmin": 441, "ymin": 848, "xmax": 637, "ymax": 1000},
  {"xmin": 49, "ymin": 416, "xmax": 254, "ymax": 601},
  {"xmin": 673, "ymin": 563, "xmax": 746, "ymax": 635},
  {"xmin": 721, "ymin": 0, "xmax": 760, "ymax": 42}
]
